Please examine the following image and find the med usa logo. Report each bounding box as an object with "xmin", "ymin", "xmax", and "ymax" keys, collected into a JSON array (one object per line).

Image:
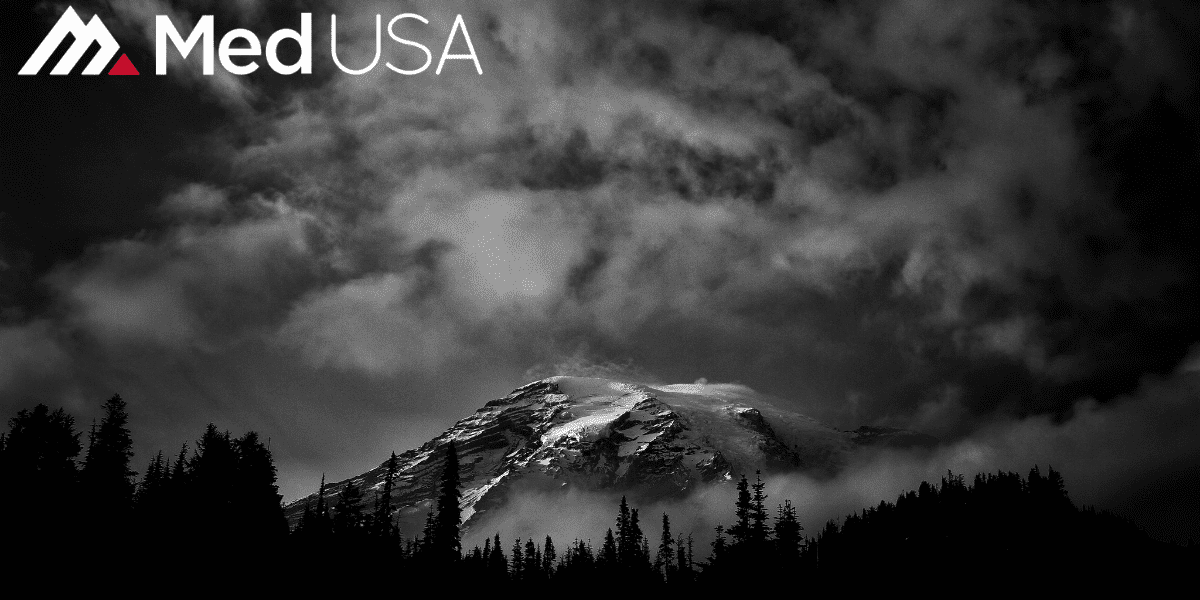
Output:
[
  {"xmin": 18, "ymin": 6, "xmax": 483, "ymax": 78},
  {"xmin": 19, "ymin": 6, "xmax": 139, "ymax": 75}
]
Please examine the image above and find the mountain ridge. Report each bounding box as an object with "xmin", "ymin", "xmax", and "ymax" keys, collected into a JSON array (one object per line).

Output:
[{"xmin": 283, "ymin": 376, "xmax": 937, "ymax": 534}]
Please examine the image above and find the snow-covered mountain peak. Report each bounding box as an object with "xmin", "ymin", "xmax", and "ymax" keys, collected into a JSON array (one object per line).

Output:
[{"xmin": 285, "ymin": 377, "xmax": 936, "ymax": 535}]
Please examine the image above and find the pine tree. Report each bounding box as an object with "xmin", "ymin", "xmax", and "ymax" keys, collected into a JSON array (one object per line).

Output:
[
  {"xmin": 656, "ymin": 513, "xmax": 674, "ymax": 580},
  {"xmin": 187, "ymin": 424, "xmax": 237, "ymax": 546},
  {"xmin": 135, "ymin": 450, "xmax": 169, "ymax": 534},
  {"xmin": 616, "ymin": 502, "xmax": 643, "ymax": 570},
  {"xmin": 373, "ymin": 451, "xmax": 399, "ymax": 540},
  {"xmin": 2, "ymin": 405, "xmax": 81, "ymax": 484},
  {"xmin": 82, "ymin": 394, "xmax": 137, "ymax": 532},
  {"xmin": 616, "ymin": 495, "xmax": 632, "ymax": 565},
  {"xmin": 433, "ymin": 441, "xmax": 462, "ymax": 562},
  {"xmin": 136, "ymin": 451, "xmax": 166, "ymax": 502},
  {"xmin": 488, "ymin": 533, "xmax": 508, "ymax": 580},
  {"xmin": 711, "ymin": 525, "xmax": 727, "ymax": 567},
  {"xmin": 750, "ymin": 470, "xmax": 769, "ymax": 547},
  {"xmin": 675, "ymin": 533, "xmax": 693, "ymax": 583},
  {"xmin": 524, "ymin": 538, "xmax": 540, "ymax": 579},
  {"xmin": 675, "ymin": 534, "xmax": 687, "ymax": 579},
  {"xmin": 232, "ymin": 431, "xmax": 286, "ymax": 542},
  {"xmin": 542, "ymin": 535, "xmax": 557, "ymax": 577},
  {"xmin": 421, "ymin": 509, "xmax": 436, "ymax": 555},
  {"xmin": 299, "ymin": 474, "xmax": 331, "ymax": 541},
  {"xmin": 686, "ymin": 534, "xmax": 694, "ymax": 573},
  {"xmin": 773, "ymin": 500, "xmax": 803, "ymax": 565},
  {"xmin": 601, "ymin": 528, "xmax": 618, "ymax": 569},
  {"xmin": 1, "ymin": 404, "xmax": 81, "ymax": 547},
  {"xmin": 730, "ymin": 474, "xmax": 752, "ymax": 548},
  {"xmin": 511, "ymin": 537, "xmax": 524, "ymax": 581},
  {"xmin": 1045, "ymin": 465, "xmax": 1071, "ymax": 509},
  {"xmin": 315, "ymin": 474, "xmax": 329, "ymax": 523},
  {"xmin": 170, "ymin": 443, "xmax": 189, "ymax": 484},
  {"xmin": 564, "ymin": 538, "xmax": 595, "ymax": 575},
  {"xmin": 332, "ymin": 480, "xmax": 365, "ymax": 537},
  {"xmin": 296, "ymin": 500, "xmax": 314, "ymax": 536}
]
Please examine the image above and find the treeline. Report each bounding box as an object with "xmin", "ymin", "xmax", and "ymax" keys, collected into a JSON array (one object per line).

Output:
[
  {"xmin": 2, "ymin": 397, "xmax": 1193, "ymax": 590},
  {"xmin": 0, "ymin": 396, "xmax": 286, "ymax": 570},
  {"xmin": 285, "ymin": 445, "xmax": 1196, "ymax": 591}
]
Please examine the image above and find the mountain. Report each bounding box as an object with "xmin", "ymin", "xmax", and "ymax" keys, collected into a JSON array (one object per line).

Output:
[{"xmin": 283, "ymin": 376, "xmax": 936, "ymax": 534}]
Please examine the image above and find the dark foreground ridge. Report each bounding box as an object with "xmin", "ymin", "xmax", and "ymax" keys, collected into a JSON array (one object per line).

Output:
[{"xmin": 2, "ymin": 396, "xmax": 1193, "ymax": 591}]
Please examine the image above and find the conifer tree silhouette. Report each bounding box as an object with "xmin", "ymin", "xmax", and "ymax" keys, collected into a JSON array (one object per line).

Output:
[
  {"xmin": 316, "ymin": 474, "xmax": 328, "ymax": 516},
  {"xmin": 232, "ymin": 431, "xmax": 286, "ymax": 542},
  {"xmin": 433, "ymin": 441, "xmax": 462, "ymax": 563},
  {"xmin": 616, "ymin": 495, "xmax": 632, "ymax": 565},
  {"xmin": 629, "ymin": 507, "xmax": 643, "ymax": 569},
  {"xmin": 82, "ymin": 394, "xmax": 136, "ymax": 539},
  {"xmin": 373, "ymin": 451, "xmax": 399, "ymax": 540},
  {"xmin": 710, "ymin": 524, "xmax": 728, "ymax": 570},
  {"xmin": 136, "ymin": 451, "xmax": 166, "ymax": 505},
  {"xmin": 730, "ymin": 474, "xmax": 752, "ymax": 548},
  {"xmin": 656, "ymin": 513, "xmax": 674, "ymax": 580},
  {"xmin": 420, "ymin": 509, "xmax": 436, "ymax": 555},
  {"xmin": 1, "ymin": 404, "xmax": 81, "ymax": 550},
  {"xmin": 186, "ymin": 424, "xmax": 238, "ymax": 547},
  {"xmin": 773, "ymin": 500, "xmax": 803, "ymax": 566},
  {"xmin": 307, "ymin": 474, "xmax": 330, "ymax": 540},
  {"xmin": 169, "ymin": 443, "xmax": 189, "ymax": 485},
  {"xmin": 135, "ymin": 450, "xmax": 170, "ymax": 541},
  {"xmin": 333, "ymin": 480, "xmax": 365, "ymax": 538},
  {"xmin": 750, "ymin": 471, "xmax": 769, "ymax": 548},
  {"xmin": 542, "ymin": 535, "xmax": 556, "ymax": 577},
  {"xmin": 523, "ymin": 538, "xmax": 540, "ymax": 579},
  {"xmin": 488, "ymin": 532, "xmax": 508, "ymax": 580},
  {"xmin": 601, "ymin": 528, "xmax": 617, "ymax": 570},
  {"xmin": 674, "ymin": 532, "xmax": 695, "ymax": 583},
  {"xmin": 510, "ymin": 537, "xmax": 524, "ymax": 581}
]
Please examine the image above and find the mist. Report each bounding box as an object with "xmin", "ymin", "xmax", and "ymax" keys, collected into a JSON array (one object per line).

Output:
[{"xmin": 466, "ymin": 352, "xmax": 1200, "ymax": 549}]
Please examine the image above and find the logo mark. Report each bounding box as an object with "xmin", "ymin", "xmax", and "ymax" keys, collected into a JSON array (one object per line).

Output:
[{"xmin": 19, "ymin": 6, "xmax": 138, "ymax": 75}]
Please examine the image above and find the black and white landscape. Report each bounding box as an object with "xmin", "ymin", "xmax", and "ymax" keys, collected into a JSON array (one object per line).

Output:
[{"xmin": 2, "ymin": 0, "xmax": 1198, "ymax": 588}]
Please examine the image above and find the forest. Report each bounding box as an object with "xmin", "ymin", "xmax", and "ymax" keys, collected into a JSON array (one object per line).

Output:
[{"xmin": 2, "ymin": 396, "xmax": 1193, "ymax": 590}]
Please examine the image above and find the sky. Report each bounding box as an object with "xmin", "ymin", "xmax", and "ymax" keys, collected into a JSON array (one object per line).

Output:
[{"xmin": 2, "ymin": 0, "xmax": 1198, "ymax": 540}]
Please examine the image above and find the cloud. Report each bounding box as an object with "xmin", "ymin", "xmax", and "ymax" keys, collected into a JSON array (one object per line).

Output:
[
  {"xmin": 832, "ymin": 354, "xmax": 1200, "ymax": 543},
  {"xmin": 48, "ymin": 194, "xmax": 320, "ymax": 348},
  {"xmin": 277, "ymin": 272, "xmax": 464, "ymax": 375},
  {"xmin": 7, "ymin": 0, "xmax": 1197, "ymax": 511},
  {"xmin": 0, "ymin": 320, "xmax": 69, "ymax": 391},
  {"xmin": 159, "ymin": 183, "xmax": 229, "ymax": 218},
  {"xmin": 466, "ymin": 348, "xmax": 1200, "ymax": 547},
  {"xmin": 386, "ymin": 171, "xmax": 586, "ymax": 312}
]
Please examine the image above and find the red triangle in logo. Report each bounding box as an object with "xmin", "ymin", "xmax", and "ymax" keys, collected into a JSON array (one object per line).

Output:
[{"xmin": 108, "ymin": 54, "xmax": 139, "ymax": 76}]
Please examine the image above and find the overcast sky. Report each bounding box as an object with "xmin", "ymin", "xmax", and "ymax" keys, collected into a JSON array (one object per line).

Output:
[{"xmin": 2, "ymin": 0, "xmax": 1198, "ymax": 539}]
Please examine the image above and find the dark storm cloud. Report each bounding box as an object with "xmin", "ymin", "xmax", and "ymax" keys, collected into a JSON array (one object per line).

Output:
[{"xmin": 2, "ymin": 0, "xmax": 1198, "ymax": 517}]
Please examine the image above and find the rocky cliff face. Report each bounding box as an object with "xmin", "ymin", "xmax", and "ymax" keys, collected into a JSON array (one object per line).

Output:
[{"xmin": 284, "ymin": 376, "xmax": 936, "ymax": 534}]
